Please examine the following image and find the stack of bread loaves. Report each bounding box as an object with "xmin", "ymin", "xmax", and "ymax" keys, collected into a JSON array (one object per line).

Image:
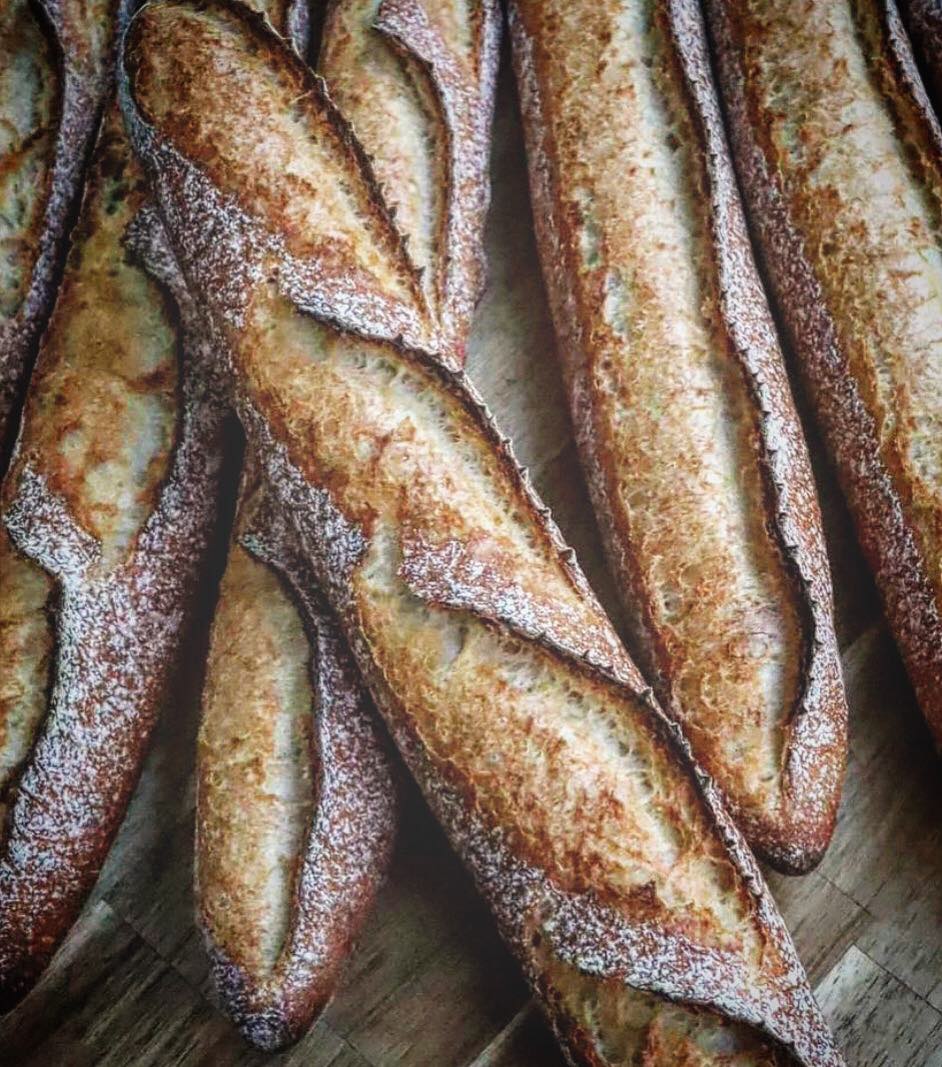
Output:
[{"xmin": 0, "ymin": 2, "xmax": 939, "ymax": 1064}]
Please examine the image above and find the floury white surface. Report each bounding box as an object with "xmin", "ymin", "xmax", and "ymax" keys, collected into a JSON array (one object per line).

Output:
[{"xmin": 1, "ymin": 23, "xmax": 940, "ymax": 1067}]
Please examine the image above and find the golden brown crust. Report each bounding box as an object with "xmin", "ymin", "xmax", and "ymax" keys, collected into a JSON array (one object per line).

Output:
[
  {"xmin": 16, "ymin": 104, "xmax": 178, "ymax": 558},
  {"xmin": 201, "ymin": 539, "xmax": 317, "ymax": 982},
  {"xmin": 706, "ymin": 0, "xmax": 942, "ymax": 747},
  {"xmin": 129, "ymin": 0, "xmax": 428, "ymax": 334},
  {"xmin": 0, "ymin": 101, "xmax": 228, "ymax": 1010},
  {"xmin": 122, "ymin": 4, "xmax": 841, "ymax": 1063},
  {"xmin": 320, "ymin": 0, "xmax": 499, "ymax": 355},
  {"xmin": 506, "ymin": 0, "xmax": 847, "ymax": 874},
  {"xmin": 196, "ymin": 0, "xmax": 498, "ymax": 1047},
  {"xmin": 0, "ymin": 0, "xmax": 118, "ymax": 462},
  {"xmin": 198, "ymin": 464, "xmax": 398, "ymax": 1050}
]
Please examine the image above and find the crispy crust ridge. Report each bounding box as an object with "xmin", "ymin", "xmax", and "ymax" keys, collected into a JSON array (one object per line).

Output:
[
  {"xmin": 705, "ymin": 0, "xmax": 942, "ymax": 746},
  {"xmin": 122, "ymin": 3, "xmax": 841, "ymax": 1063},
  {"xmin": 319, "ymin": 0, "xmax": 500, "ymax": 356},
  {"xmin": 507, "ymin": 0, "xmax": 847, "ymax": 874}
]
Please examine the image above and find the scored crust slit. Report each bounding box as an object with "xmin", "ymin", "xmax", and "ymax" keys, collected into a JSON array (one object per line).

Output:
[
  {"xmin": 506, "ymin": 0, "xmax": 848, "ymax": 875},
  {"xmin": 705, "ymin": 0, "xmax": 942, "ymax": 749},
  {"xmin": 0, "ymin": 0, "xmax": 119, "ymax": 463},
  {"xmin": 194, "ymin": 0, "xmax": 499, "ymax": 1049},
  {"xmin": 121, "ymin": 2, "xmax": 844, "ymax": 1063},
  {"xmin": 198, "ymin": 455, "xmax": 399, "ymax": 1052},
  {"xmin": 0, "ymin": 90, "xmax": 230, "ymax": 1010}
]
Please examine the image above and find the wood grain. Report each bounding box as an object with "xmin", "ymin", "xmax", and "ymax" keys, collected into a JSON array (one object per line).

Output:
[{"xmin": 3, "ymin": 55, "xmax": 940, "ymax": 1067}]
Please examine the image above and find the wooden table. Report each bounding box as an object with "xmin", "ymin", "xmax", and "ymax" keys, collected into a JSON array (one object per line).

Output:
[{"xmin": 3, "ymin": 55, "xmax": 942, "ymax": 1067}]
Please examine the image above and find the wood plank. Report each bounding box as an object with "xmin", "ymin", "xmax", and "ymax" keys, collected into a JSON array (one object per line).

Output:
[{"xmin": 815, "ymin": 946, "xmax": 942, "ymax": 1067}]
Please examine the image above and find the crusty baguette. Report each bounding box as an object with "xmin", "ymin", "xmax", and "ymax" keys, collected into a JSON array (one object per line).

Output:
[
  {"xmin": 0, "ymin": 0, "xmax": 117, "ymax": 462},
  {"xmin": 198, "ymin": 456, "xmax": 398, "ymax": 1051},
  {"xmin": 897, "ymin": 0, "xmax": 942, "ymax": 115},
  {"xmin": 506, "ymin": 0, "xmax": 847, "ymax": 875},
  {"xmin": 705, "ymin": 0, "xmax": 942, "ymax": 748},
  {"xmin": 0, "ymin": 98, "xmax": 230, "ymax": 1010},
  {"xmin": 195, "ymin": 0, "xmax": 499, "ymax": 1049},
  {"xmin": 122, "ymin": 4, "xmax": 843, "ymax": 1062}
]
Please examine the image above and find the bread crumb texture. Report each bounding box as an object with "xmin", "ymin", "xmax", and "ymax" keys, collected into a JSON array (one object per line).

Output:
[
  {"xmin": 0, "ymin": 0, "xmax": 58, "ymax": 320},
  {"xmin": 512, "ymin": 0, "xmax": 804, "ymax": 830},
  {"xmin": 735, "ymin": 0, "xmax": 942, "ymax": 617}
]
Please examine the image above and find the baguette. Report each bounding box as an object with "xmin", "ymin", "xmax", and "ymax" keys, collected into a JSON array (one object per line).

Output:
[
  {"xmin": 122, "ymin": 4, "xmax": 842, "ymax": 1063},
  {"xmin": 194, "ymin": 0, "xmax": 498, "ymax": 1047},
  {"xmin": 0, "ymin": 0, "xmax": 117, "ymax": 462},
  {"xmin": 0, "ymin": 97, "xmax": 229, "ymax": 1009},
  {"xmin": 705, "ymin": 0, "xmax": 942, "ymax": 747},
  {"xmin": 507, "ymin": 0, "xmax": 847, "ymax": 874},
  {"xmin": 198, "ymin": 455, "xmax": 398, "ymax": 1051},
  {"xmin": 897, "ymin": 0, "xmax": 942, "ymax": 116}
]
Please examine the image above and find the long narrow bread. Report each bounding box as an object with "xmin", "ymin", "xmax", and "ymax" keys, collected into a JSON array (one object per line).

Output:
[
  {"xmin": 196, "ymin": 0, "xmax": 499, "ymax": 1047},
  {"xmin": 512, "ymin": 0, "xmax": 849, "ymax": 874},
  {"xmin": 0, "ymin": 99, "xmax": 229, "ymax": 1010},
  {"xmin": 0, "ymin": 0, "xmax": 117, "ymax": 461},
  {"xmin": 897, "ymin": 0, "xmax": 942, "ymax": 115},
  {"xmin": 122, "ymin": 4, "xmax": 843, "ymax": 1063},
  {"xmin": 705, "ymin": 0, "xmax": 942, "ymax": 747},
  {"xmin": 198, "ymin": 456, "xmax": 398, "ymax": 1051},
  {"xmin": 507, "ymin": 0, "xmax": 847, "ymax": 875},
  {"xmin": 195, "ymin": 0, "xmax": 396, "ymax": 1050}
]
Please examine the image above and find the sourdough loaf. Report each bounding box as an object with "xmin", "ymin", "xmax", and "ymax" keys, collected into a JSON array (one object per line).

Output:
[
  {"xmin": 195, "ymin": 0, "xmax": 499, "ymax": 1047},
  {"xmin": 198, "ymin": 455, "xmax": 398, "ymax": 1050},
  {"xmin": 194, "ymin": 2, "xmax": 398, "ymax": 1052},
  {"xmin": 0, "ymin": 96, "xmax": 229, "ymax": 1009}
]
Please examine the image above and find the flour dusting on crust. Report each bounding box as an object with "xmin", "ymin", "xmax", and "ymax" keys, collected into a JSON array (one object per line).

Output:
[
  {"xmin": 120, "ymin": 4, "xmax": 842, "ymax": 1063},
  {"xmin": 0, "ymin": 195, "xmax": 228, "ymax": 1008}
]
